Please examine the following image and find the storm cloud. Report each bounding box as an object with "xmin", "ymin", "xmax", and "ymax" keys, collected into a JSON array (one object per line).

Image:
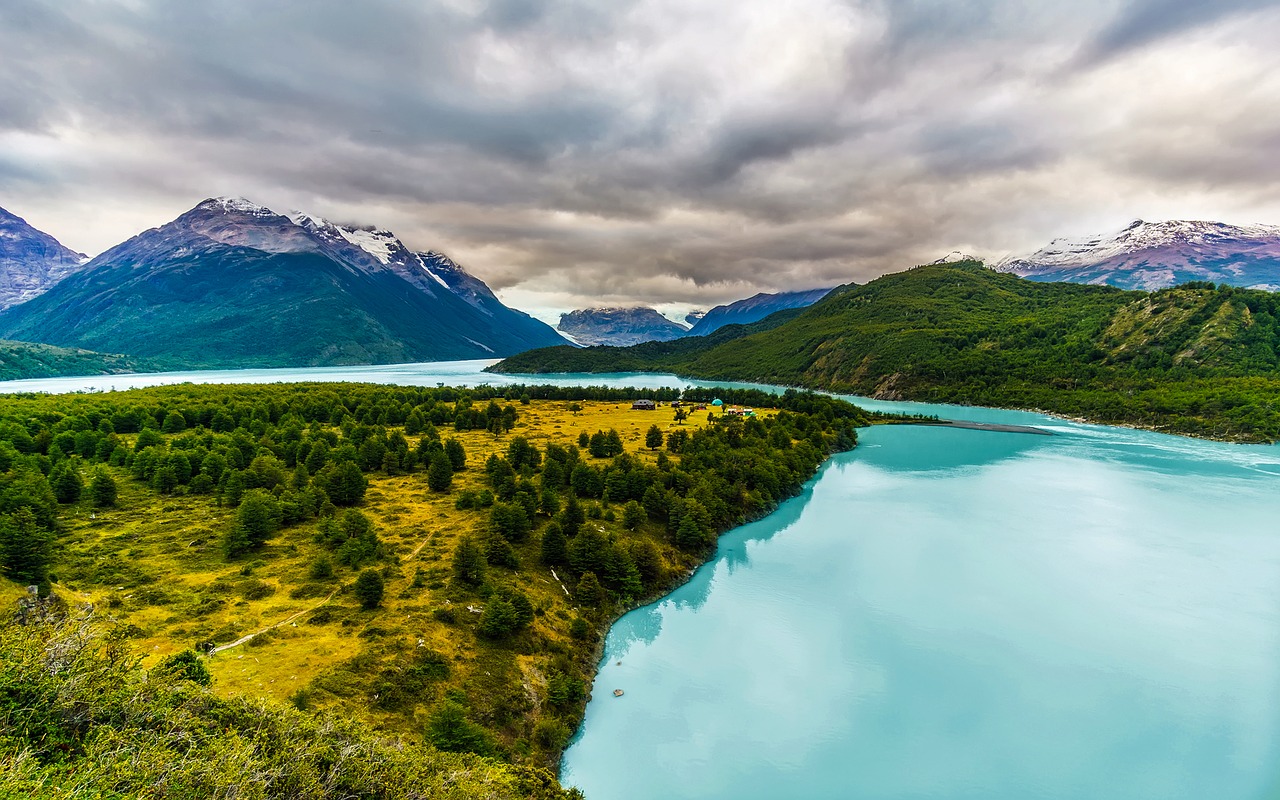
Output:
[{"xmin": 3, "ymin": 0, "xmax": 1280, "ymax": 320}]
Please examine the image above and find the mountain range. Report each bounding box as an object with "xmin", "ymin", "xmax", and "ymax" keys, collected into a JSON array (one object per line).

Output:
[
  {"xmin": 0, "ymin": 206, "xmax": 88, "ymax": 310},
  {"xmin": 686, "ymin": 287, "xmax": 834, "ymax": 336},
  {"xmin": 557, "ymin": 307, "xmax": 688, "ymax": 346},
  {"xmin": 554, "ymin": 288, "xmax": 835, "ymax": 347},
  {"xmin": 493, "ymin": 260, "xmax": 1280, "ymax": 441},
  {"xmin": 0, "ymin": 198, "xmax": 566, "ymax": 368},
  {"xmin": 995, "ymin": 219, "xmax": 1280, "ymax": 290},
  {"xmin": 4, "ymin": 202, "xmax": 1280, "ymax": 377}
]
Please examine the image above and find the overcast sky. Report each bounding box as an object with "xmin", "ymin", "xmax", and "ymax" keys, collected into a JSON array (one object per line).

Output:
[{"xmin": 3, "ymin": 0, "xmax": 1280, "ymax": 322}]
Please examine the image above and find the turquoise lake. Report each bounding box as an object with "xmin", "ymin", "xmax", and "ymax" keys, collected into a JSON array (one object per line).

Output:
[{"xmin": 4, "ymin": 362, "xmax": 1278, "ymax": 799}]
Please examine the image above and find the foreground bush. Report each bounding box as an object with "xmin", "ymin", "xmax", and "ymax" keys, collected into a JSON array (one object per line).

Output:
[{"xmin": 0, "ymin": 618, "xmax": 578, "ymax": 800}]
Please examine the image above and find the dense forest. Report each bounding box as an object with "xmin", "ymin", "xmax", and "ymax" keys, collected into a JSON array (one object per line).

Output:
[
  {"xmin": 0, "ymin": 381, "xmax": 866, "ymax": 797},
  {"xmin": 492, "ymin": 262, "xmax": 1280, "ymax": 442}
]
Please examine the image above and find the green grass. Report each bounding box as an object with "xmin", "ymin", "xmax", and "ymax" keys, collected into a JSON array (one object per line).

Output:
[{"xmin": 0, "ymin": 381, "xmax": 865, "ymax": 796}]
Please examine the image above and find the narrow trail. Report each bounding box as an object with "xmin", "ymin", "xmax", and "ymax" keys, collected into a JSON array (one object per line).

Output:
[{"xmin": 209, "ymin": 590, "xmax": 338, "ymax": 656}]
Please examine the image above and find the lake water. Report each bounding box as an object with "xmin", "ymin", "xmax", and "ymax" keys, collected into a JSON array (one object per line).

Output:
[{"xmin": 5, "ymin": 362, "xmax": 1278, "ymax": 799}]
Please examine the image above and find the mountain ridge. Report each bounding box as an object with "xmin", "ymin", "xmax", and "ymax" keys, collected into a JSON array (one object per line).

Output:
[
  {"xmin": 556, "ymin": 306, "xmax": 688, "ymax": 346},
  {"xmin": 0, "ymin": 205, "xmax": 90, "ymax": 310},
  {"xmin": 686, "ymin": 287, "xmax": 834, "ymax": 336},
  {"xmin": 995, "ymin": 219, "xmax": 1280, "ymax": 290},
  {"xmin": 0, "ymin": 197, "xmax": 566, "ymax": 368},
  {"xmin": 493, "ymin": 261, "xmax": 1280, "ymax": 442}
]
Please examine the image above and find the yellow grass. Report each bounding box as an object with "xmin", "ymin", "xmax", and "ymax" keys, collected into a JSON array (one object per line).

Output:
[{"xmin": 53, "ymin": 399, "xmax": 749, "ymax": 736}]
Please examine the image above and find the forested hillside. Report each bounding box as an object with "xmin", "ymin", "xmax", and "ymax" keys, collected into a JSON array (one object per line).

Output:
[
  {"xmin": 493, "ymin": 262, "xmax": 1280, "ymax": 442},
  {"xmin": 0, "ymin": 381, "xmax": 865, "ymax": 797},
  {"xmin": 0, "ymin": 339, "xmax": 153, "ymax": 380}
]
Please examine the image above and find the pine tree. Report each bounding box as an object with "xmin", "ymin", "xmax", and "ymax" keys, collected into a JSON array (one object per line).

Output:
[
  {"xmin": 230, "ymin": 489, "xmax": 282, "ymax": 555},
  {"xmin": 354, "ymin": 569, "xmax": 385, "ymax": 609},
  {"xmin": 645, "ymin": 425, "xmax": 664, "ymax": 450},
  {"xmin": 89, "ymin": 470, "xmax": 118, "ymax": 508},
  {"xmin": 622, "ymin": 500, "xmax": 645, "ymax": 530},
  {"xmin": 51, "ymin": 463, "xmax": 83, "ymax": 504},
  {"xmin": 560, "ymin": 494, "xmax": 585, "ymax": 537},
  {"xmin": 427, "ymin": 451, "xmax": 453, "ymax": 492},
  {"xmin": 478, "ymin": 596, "xmax": 517, "ymax": 639},
  {"xmin": 444, "ymin": 439, "xmax": 466, "ymax": 471},
  {"xmin": 540, "ymin": 522, "xmax": 568, "ymax": 566},
  {"xmin": 0, "ymin": 508, "xmax": 51, "ymax": 587},
  {"xmin": 575, "ymin": 571, "xmax": 606, "ymax": 607},
  {"xmin": 452, "ymin": 536, "xmax": 486, "ymax": 586},
  {"xmin": 605, "ymin": 429, "xmax": 624, "ymax": 456}
]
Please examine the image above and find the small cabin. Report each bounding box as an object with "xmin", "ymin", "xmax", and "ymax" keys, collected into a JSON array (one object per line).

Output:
[{"xmin": 631, "ymin": 399, "xmax": 657, "ymax": 411}]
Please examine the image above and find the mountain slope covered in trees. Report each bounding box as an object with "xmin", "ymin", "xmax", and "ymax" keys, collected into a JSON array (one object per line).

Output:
[
  {"xmin": 0, "ymin": 198, "xmax": 565, "ymax": 368},
  {"xmin": 493, "ymin": 262, "xmax": 1280, "ymax": 441},
  {"xmin": 0, "ymin": 339, "xmax": 154, "ymax": 380}
]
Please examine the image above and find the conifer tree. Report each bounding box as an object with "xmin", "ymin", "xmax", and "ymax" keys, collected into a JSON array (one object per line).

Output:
[{"xmin": 427, "ymin": 451, "xmax": 453, "ymax": 492}]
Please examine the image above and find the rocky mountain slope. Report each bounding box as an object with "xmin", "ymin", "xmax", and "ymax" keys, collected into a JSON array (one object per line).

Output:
[
  {"xmin": 0, "ymin": 205, "xmax": 88, "ymax": 309},
  {"xmin": 996, "ymin": 219, "xmax": 1280, "ymax": 290},
  {"xmin": 686, "ymin": 287, "xmax": 833, "ymax": 336},
  {"xmin": 0, "ymin": 198, "xmax": 566, "ymax": 368},
  {"xmin": 556, "ymin": 307, "xmax": 688, "ymax": 346}
]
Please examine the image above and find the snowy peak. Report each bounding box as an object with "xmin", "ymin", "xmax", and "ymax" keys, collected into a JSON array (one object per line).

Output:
[
  {"xmin": 997, "ymin": 219, "xmax": 1280, "ymax": 291},
  {"xmin": 198, "ymin": 196, "xmax": 278, "ymax": 217},
  {"xmin": 334, "ymin": 225, "xmax": 401, "ymax": 265},
  {"xmin": 933, "ymin": 250, "xmax": 979, "ymax": 264}
]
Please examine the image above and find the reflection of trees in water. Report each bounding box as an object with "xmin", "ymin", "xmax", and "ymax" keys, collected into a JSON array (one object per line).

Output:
[
  {"xmin": 857, "ymin": 426, "xmax": 1047, "ymax": 474},
  {"xmin": 610, "ymin": 603, "xmax": 666, "ymax": 652},
  {"xmin": 666, "ymin": 462, "xmax": 828, "ymax": 616}
]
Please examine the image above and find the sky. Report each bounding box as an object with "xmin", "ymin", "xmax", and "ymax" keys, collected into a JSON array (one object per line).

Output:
[{"xmin": 3, "ymin": 0, "xmax": 1280, "ymax": 323}]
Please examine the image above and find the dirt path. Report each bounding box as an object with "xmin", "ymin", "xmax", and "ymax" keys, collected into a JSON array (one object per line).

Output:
[{"xmin": 209, "ymin": 590, "xmax": 338, "ymax": 656}]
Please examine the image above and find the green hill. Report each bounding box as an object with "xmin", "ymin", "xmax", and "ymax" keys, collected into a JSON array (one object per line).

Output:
[
  {"xmin": 492, "ymin": 262, "xmax": 1280, "ymax": 442},
  {"xmin": 0, "ymin": 339, "xmax": 153, "ymax": 380}
]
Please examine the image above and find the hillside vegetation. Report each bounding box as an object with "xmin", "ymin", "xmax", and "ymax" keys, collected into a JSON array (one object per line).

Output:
[
  {"xmin": 494, "ymin": 262, "xmax": 1280, "ymax": 442},
  {"xmin": 0, "ymin": 340, "xmax": 153, "ymax": 380},
  {"xmin": 0, "ymin": 382, "xmax": 865, "ymax": 796}
]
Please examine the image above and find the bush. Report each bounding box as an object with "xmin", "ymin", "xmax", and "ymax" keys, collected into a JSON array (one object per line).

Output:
[
  {"xmin": 354, "ymin": 569, "xmax": 384, "ymax": 609},
  {"xmin": 154, "ymin": 649, "xmax": 212, "ymax": 686}
]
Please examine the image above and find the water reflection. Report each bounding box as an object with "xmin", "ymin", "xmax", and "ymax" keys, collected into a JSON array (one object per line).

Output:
[
  {"xmin": 856, "ymin": 424, "xmax": 1051, "ymax": 473},
  {"xmin": 564, "ymin": 419, "xmax": 1280, "ymax": 800}
]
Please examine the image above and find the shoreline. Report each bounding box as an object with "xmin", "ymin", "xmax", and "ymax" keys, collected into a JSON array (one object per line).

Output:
[
  {"xmin": 554, "ymin": 450, "xmax": 850, "ymax": 780},
  {"xmin": 887, "ymin": 419, "xmax": 1054, "ymax": 436}
]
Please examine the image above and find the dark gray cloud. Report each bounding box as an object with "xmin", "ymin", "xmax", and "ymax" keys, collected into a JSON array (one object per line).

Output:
[
  {"xmin": 1076, "ymin": 0, "xmax": 1278, "ymax": 65},
  {"xmin": 2, "ymin": 0, "xmax": 1280, "ymax": 319}
]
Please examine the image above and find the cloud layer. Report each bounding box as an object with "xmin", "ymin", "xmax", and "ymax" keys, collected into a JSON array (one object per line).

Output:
[{"xmin": 3, "ymin": 0, "xmax": 1280, "ymax": 318}]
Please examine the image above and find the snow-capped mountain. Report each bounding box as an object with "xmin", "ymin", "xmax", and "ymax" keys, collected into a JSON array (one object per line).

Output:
[
  {"xmin": 996, "ymin": 220, "xmax": 1280, "ymax": 290},
  {"xmin": 557, "ymin": 307, "xmax": 688, "ymax": 347},
  {"xmin": 0, "ymin": 205, "xmax": 89, "ymax": 309},
  {"xmin": 933, "ymin": 250, "xmax": 978, "ymax": 265},
  {"xmin": 0, "ymin": 197, "xmax": 566, "ymax": 367}
]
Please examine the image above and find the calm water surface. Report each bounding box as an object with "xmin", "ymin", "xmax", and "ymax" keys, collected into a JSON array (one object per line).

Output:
[
  {"xmin": 562, "ymin": 414, "xmax": 1280, "ymax": 800},
  {"xmin": 3, "ymin": 362, "xmax": 1276, "ymax": 799}
]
